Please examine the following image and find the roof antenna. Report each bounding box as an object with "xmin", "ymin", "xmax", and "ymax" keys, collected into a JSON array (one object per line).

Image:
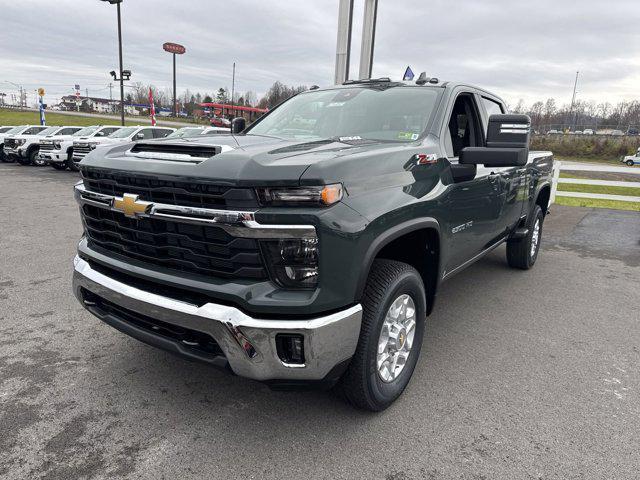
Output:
[{"xmin": 415, "ymin": 72, "xmax": 430, "ymax": 85}]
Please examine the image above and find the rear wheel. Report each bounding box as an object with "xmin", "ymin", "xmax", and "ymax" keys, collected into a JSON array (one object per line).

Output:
[
  {"xmin": 507, "ymin": 205, "xmax": 544, "ymax": 269},
  {"xmin": 338, "ymin": 259, "xmax": 426, "ymax": 411},
  {"xmin": 626, "ymin": 160, "xmax": 635, "ymax": 167}
]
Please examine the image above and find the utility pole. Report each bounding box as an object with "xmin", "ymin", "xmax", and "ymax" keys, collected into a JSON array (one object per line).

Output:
[
  {"xmin": 109, "ymin": 83, "xmax": 113, "ymax": 100},
  {"xmin": 231, "ymin": 62, "xmax": 236, "ymax": 109},
  {"xmin": 358, "ymin": 0, "xmax": 378, "ymax": 80},
  {"xmin": 334, "ymin": 0, "xmax": 354, "ymax": 84},
  {"xmin": 568, "ymin": 71, "xmax": 579, "ymax": 130}
]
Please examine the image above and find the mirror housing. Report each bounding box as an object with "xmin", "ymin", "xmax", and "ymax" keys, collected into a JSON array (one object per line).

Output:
[
  {"xmin": 231, "ymin": 117, "xmax": 246, "ymax": 134},
  {"xmin": 459, "ymin": 114, "xmax": 531, "ymax": 168},
  {"xmin": 94, "ymin": 131, "xmax": 104, "ymax": 137},
  {"xmin": 135, "ymin": 133, "xmax": 145, "ymax": 140}
]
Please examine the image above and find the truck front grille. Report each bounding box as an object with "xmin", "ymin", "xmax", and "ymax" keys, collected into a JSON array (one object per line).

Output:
[
  {"xmin": 39, "ymin": 143, "xmax": 56, "ymax": 152},
  {"xmin": 81, "ymin": 168, "xmax": 259, "ymax": 210},
  {"xmin": 81, "ymin": 204, "xmax": 268, "ymax": 280},
  {"xmin": 4, "ymin": 139, "xmax": 18, "ymax": 149},
  {"xmin": 73, "ymin": 144, "xmax": 94, "ymax": 161}
]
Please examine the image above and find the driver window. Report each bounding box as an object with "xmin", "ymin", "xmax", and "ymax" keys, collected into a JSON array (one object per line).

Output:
[{"xmin": 444, "ymin": 94, "xmax": 483, "ymax": 158}]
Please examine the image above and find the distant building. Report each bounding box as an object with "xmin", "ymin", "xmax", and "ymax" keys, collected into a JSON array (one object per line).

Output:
[{"xmin": 59, "ymin": 95, "xmax": 119, "ymax": 114}]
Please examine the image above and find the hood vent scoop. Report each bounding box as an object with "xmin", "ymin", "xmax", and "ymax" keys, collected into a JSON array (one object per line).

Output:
[{"xmin": 126, "ymin": 142, "xmax": 231, "ymax": 164}]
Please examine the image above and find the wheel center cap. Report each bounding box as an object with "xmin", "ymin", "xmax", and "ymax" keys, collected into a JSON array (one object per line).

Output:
[{"xmin": 397, "ymin": 328, "xmax": 407, "ymax": 349}]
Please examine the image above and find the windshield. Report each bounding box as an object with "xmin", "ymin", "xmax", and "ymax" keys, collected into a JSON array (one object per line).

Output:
[
  {"xmin": 38, "ymin": 127, "xmax": 58, "ymax": 136},
  {"xmin": 165, "ymin": 127, "xmax": 205, "ymax": 139},
  {"xmin": 108, "ymin": 127, "xmax": 137, "ymax": 138},
  {"xmin": 3, "ymin": 126, "xmax": 25, "ymax": 135},
  {"xmin": 246, "ymin": 86, "xmax": 440, "ymax": 142},
  {"xmin": 74, "ymin": 126, "xmax": 99, "ymax": 137}
]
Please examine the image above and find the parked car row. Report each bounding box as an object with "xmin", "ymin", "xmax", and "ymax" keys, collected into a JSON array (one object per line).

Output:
[{"xmin": 0, "ymin": 124, "xmax": 229, "ymax": 171}]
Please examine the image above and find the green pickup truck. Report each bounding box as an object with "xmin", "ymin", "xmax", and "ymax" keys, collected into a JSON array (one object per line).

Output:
[{"xmin": 72, "ymin": 79, "xmax": 553, "ymax": 411}]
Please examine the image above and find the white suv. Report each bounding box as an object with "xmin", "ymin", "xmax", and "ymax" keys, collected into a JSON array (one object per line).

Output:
[
  {"xmin": 71, "ymin": 126, "xmax": 175, "ymax": 168},
  {"xmin": 5, "ymin": 126, "xmax": 83, "ymax": 166},
  {"xmin": 1, "ymin": 125, "xmax": 48, "ymax": 163},
  {"xmin": 41, "ymin": 125, "xmax": 122, "ymax": 171}
]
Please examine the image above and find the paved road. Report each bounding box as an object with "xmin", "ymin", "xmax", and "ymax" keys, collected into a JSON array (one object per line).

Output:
[{"xmin": 1, "ymin": 163, "xmax": 639, "ymax": 479}]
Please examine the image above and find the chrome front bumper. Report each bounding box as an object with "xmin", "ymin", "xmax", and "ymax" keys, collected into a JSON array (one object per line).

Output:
[{"xmin": 73, "ymin": 256, "xmax": 362, "ymax": 382}]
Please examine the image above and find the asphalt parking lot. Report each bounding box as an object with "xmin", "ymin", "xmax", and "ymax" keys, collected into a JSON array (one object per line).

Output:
[{"xmin": 1, "ymin": 163, "xmax": 639, "ymax": 480}]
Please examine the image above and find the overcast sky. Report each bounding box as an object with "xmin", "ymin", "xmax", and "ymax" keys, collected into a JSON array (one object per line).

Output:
[{"xmin": 1, "ymin": 0, "xmax": 638, "ymax": 108}]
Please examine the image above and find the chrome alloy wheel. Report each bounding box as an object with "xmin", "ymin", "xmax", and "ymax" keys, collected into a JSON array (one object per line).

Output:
[
  {"xmin": 377, "ymin": 294, "xmax": 416, "ymax": 383},
  {"xmin": 530, "ymin": 218, "xmax": 541, "ymax": 258}
]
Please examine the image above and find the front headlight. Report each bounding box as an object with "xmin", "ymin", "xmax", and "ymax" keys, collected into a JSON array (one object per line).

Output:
[
  {"xmin": 256, "ymin": 184, "xmax": 343, "ymax": 207},
  {"xmin": 53, "ymin": 141, "xmax": 62, "ymax": 150},
  {"xmin": 88, "ymin": 142, "xmax": 99, "ymax": 150},
  {"xmin": 16, "ymin": 139, "xmax": 26, "ymax": 146},
  {"xmin": 261, "ymin": 238, "xmax": 319, "ymax": 289}
]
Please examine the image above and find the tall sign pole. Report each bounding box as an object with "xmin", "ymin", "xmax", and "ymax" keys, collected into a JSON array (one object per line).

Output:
[
  {"xmin": 163, "ymin": 42, "xmax": 186, "ymax": 117},
  {"xmin": 38, "ymin": 88, "xmax": 46, "ymax": 126},
  {"xmin": 358, "ymin": 0, "xmax": 378, "ymax": 80},
  {"xmin": 116, "ymin": 1, "xmax": 125, "ymax": 125},
  {"xmin": 334, "ymin": 0, "xmax": 354, "ymax": 85}
]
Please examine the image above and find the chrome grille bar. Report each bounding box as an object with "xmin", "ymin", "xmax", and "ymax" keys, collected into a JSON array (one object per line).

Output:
[{"xmin": 74, "ymin": 182, "xmax": 316, "ymax": 239}]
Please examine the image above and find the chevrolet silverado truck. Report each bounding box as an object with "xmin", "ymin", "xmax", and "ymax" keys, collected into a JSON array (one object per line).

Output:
[
  {"xmin": 42, "ymin": 125, "xmax": 123, "ymax": 171},
  {"xmin": 1, "ymin": 125, "xmax": 48, "ymax": 163},
  {"xmin": 72, "ymin": 79, "xmax": 553, "ymax": 411},
  {"xmin": 5, "ymin": 125, "xmax": 82, "ymax": 166},
  {"xmin": 622, "ymin": 148, "xmax": 640, "ymax": 166}
]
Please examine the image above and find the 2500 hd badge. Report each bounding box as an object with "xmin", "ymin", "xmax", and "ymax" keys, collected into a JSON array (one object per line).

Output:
[{"xmin": 72, "ymin": 78, "xmax": 553, "ymax": 411}]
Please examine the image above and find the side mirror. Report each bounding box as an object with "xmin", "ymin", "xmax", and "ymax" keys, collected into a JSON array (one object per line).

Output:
[
  {"xmin": 95, "ymin": 132, "xmax": 104, "ymax": 137},
  {"xmin": 460, "ymin": 114, "xmax": 530, "ymax": 168},
  {"xmin": 231, "ymin": 117, "xmax": 246, "ymax": 134},
  {"xmin": 135, "ymin": 133, "xmax": 145, "ymax": 140}
]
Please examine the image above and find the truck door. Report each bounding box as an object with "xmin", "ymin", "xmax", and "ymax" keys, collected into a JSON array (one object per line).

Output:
[
  {"xmin": 478, "ymin": 95, "xmax": 526, "ymax": 233},
  {"xmin": 441, "ymin": 92, "xmax": 505, "ymax": 274}
]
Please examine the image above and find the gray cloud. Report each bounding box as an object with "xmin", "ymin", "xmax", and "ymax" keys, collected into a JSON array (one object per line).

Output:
[{"xmin": 1, "ymin": 0, "xmax": 638, "ymax": 108}]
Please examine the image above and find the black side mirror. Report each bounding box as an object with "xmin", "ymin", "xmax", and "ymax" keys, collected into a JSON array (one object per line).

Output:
[
  {"xmin": 460, "ymin": 114, "xmax": 530, "ymax": 168},
  {"xmin": 95, "ymin": 132, "xmax": 104, "ymax": 137},
  {"xmin": 231, "ymin": 117, "xmax": 246, "ymax": 134}
]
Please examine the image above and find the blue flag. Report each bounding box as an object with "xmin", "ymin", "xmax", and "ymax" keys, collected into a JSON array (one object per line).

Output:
[{"xmin": 403, "ymin": 66, "xmax": 415, "ymax": 81}]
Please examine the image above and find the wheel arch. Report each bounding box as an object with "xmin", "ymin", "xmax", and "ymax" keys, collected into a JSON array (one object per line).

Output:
[
  {"xmin": 356, "ymin": 218, "xmax": 441, "ymax": 315},
  {"xmin": 535, "ymin": 183, "xmax": 551, "ymax": 216}
]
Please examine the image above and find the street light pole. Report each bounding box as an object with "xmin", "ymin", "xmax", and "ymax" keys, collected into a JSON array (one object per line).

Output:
[{"xmin": 116, "ymin": 1, "xmax": 125, "ymax": 126}]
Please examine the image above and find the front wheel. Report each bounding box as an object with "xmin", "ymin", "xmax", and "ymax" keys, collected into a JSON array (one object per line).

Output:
[
  {"xmin": 507, "ymin": 205, "xmax": 544, "ymax": 269},
  {"xmin": 338, "ymin": 259, "xmax": 426, "ymax": 411},
  {"xmin": 50, "ymin": 161, "xmax": 67, "ymax": 170},
  {"xmin": 626, "ymin": 160, "xmax": 635, "ymax": 167},
  {"xmin": 32, "ymin": 151, "xmax": 47, "ymax": 167}
]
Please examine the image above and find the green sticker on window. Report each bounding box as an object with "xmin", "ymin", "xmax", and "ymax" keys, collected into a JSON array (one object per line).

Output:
[{"xmin": 398, "ymin": 132, "xmax": 419, "ymax": 140}]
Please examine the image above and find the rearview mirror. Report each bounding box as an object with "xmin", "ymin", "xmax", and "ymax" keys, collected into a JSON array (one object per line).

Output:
[
  {"xmin": 459, "ymin": 114, "xmax": 530, "ymax": 168},
  {"xmin": 231, "ymin": 117, "xmax": 246, "ymax": 134}
]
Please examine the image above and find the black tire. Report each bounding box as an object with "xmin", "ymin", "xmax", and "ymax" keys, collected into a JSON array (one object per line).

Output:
[
  {"xmin": 32, "ymin": 149, "xmax": 47, "ymax": 167},
  {"xmin": 507, "ymin": 205, "xmax": 544, "ymax": 269},
  {"xmin": 51, "ymin": 161, "xmax": 67, "ymax": 170},
  {"xmin": 18, "ymin": 148, "xmax": 38, "ymax": 166},
  {"xmin": 626, "ymin": 160, "xmax": 635, "ymax": 167},
  {"xmin": 338, "ymin": 259, "xmax": 426, "ymax": 411},
  {"xmin": 67, "ymin": 150, "xmax": 79, "ymax": 172}
]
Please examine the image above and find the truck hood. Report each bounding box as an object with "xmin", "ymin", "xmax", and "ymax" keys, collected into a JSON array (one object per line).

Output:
[{"xmin": 81, "ymin": 134, "xmax": 408, "ymax": 186}]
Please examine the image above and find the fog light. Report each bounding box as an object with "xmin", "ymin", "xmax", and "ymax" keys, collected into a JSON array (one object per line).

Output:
[{"xmin": 276, "ymin": 334, "xmax": 305, "ymax": 365}]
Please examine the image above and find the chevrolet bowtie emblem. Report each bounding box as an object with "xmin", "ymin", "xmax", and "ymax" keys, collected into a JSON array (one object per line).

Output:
[{"xmin": 112, "ymin": 193, "xmax": 152, "ymax": 218}]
